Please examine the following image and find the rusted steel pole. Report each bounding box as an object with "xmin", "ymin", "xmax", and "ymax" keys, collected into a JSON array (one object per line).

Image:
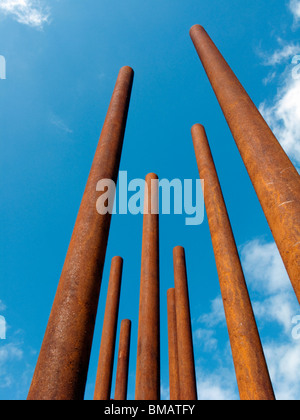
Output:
[
  {"xmin": 135, "ymin": 173, "xmax": 160, "ymax": 400},
  {"xmin": 114, "ymin": 319, "xmax": 132, "ymax": 401},
  {"xmin": 167, "ymin": 288, "xmax": 180, "ymax": 400},
  {"xmin": 173, "ymin": 246, "xmax": 197, "ymax": 401},
  {"xmin": 192, "ymin": 124, "xmax": 275, "ymax": 400},
  {"xmin": 94, "ymin": 257, "xmax": 123, "ymax": 400},
  {"xmin": 190, "ymin": 25, "xmax": 300, "ymax": 303},
  {"xmin": 27, "ymin": 67, "xmax": 134, "ymax": 400}
]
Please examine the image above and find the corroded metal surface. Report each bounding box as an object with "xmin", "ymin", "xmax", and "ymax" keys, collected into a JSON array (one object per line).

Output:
[
  {"xmin": 114, "ymin": 319, "xmax": 132, "ymax": 401},
  {"xmin": 135, "ymin": 173, "xmax": 160, "ymax": 401},
  {"xmin": 173, "ymin": 246, "xmax": 197, "ymax": 401},
  {"xmin": 190, "ymin": 25, "xmax": 300, "ymax": 303},
  {"xmin": 192, "ymin": 123, "xmax": 275, "ymax": 401},
  {"xmin": 27, "ymin": 67, "xmax": 134, "ymax": 400},
  {"xmin": 167, "ymin": 288, "xmax": 180, "ymax": 400},
  {"xmin": 94, "ymin": 257, "xmax": 123, "ymax": 400}
]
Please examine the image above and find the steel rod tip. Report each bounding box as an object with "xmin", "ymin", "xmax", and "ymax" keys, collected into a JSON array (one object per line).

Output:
[
  {"xmin": 191, "ymin": 123, "xmax": 205, "ymax": 136},
  {"xmin": 119, "ymin": 66, "xmax": 134, "ymax": 75},
  {"xmin": 167, "ymin": 288, "xmax": 175, "ymax": 296},
  {"xmin": 173, "ymin": 246, "xmax": 185, "ymax": 257},
  {"xmin": 112, "ymin": 256, "xmax": 124, "ymax": 264},
  {"xmin": 121, "ymin": 319, "xmax": 132, "ymax": 326},
  {"xmin": 146, "ymin": 173, "xmax": 159, "ymax": 181},
  {"xmin": 190, "ymin": 24, "xmax": 205, "ymax": 38}
]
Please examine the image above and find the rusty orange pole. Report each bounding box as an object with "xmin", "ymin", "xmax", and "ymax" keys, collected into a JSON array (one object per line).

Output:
[
  {"xmin": 192, "ymin": 124, "xmax": 275, "ymax": 400},
  {"xmin": 94, "ymin": 257, "xmax": 123, "ymax": 400},
  {"xmin": 27, "ymin": 67, "xmax": 134, "ymax": 400},
  {"xmin": 114, "ymin": 319, "xmax": 132, "ymax": 401},
  {"xmin": 135, "ymin": 173, "xmax": 160, "ymax": 400},
  {"xmin": 167, "ymin": 288, "xmax": 180, "ymax": 400},
  {"xmin": 190, "ymin": 25, "xmax": 300, "ymax": 303},
  {"xmin": 173, "ymin": 246, "xmax": 197, "ymax": 401}
]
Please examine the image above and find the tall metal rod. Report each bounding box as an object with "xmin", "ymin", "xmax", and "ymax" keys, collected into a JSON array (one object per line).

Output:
[
  {"xmin": 28, "ymin": 67, "xmax": 134, "ymax": 400},
  {"xmin": 94, "ymin": 257, "xmax": 123, "ymax": 400},
  {"xmin": 135, "ymin": 173, "xmax": 160, "ymax": 400},
  {"xmin": 192, "ymin": 123, "xmax": 275, "ymax": 400},
  {"xmin": 114, "ymin": 319, "xmax": 132, "ymax": 401},
  {"xmin": 167, "ymin": 288, "xmax": 180, "ymax": 400},
  {"xmin": 190, "ymin": 25, "xmax": 300, "ymax": 303},
  {"xmin": 173, "ymin": 246, "xmax": 197, "ymax": 401}
]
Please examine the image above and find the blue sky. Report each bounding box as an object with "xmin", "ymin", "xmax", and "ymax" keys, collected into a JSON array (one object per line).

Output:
[{"xmin": 0, "ymin": 0, "xmax": 299, "ymax": 400}]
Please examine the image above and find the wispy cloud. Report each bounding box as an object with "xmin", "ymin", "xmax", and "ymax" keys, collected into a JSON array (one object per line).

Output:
[
  {"xmin": 194, "ymin": 297, "xmax": 239, "ymax": 400},
  {"xmin": 258, "ymin": 6, "xmax": 300, "ymax": 167},
  {"xmin": 50, "ymin": 113, "xmax": 73, "ymax": 134},
  {"xmin": 260, "ymin": 42, "xmax": 300, "ymax": 66},
  {"xmin": 0, "ymin": 342, "xmax": 24, "ymax": 390},
  {"xmin": 0, "ymin": 304, "xmax": 35, "ymax": 399},
  {"xmin": 194, "ymin": 238, "xmax": 299, "ymax": 400},
  {"xmin": 259, "ymin": 62, "xmax": 300, "ymax": 167},
  {"xmin": 197, "ymin": 296, "xmax": 225, "ymax": 328},
  {"xmin": 241, "ymin": 238, "xmax": 300, "ymax": 400},
  {"xmin": 264, "ymin": 342, "xmax": 300, "ymax": 400},
  {"xmin": 289, "ymin": 0, "xmax": 300, "ymax": 26},
  {"xmin": 196, "ymin": 367, "xmax": 238, "ymax": 400},
  {"xmin": 0, "ymin": 300, "xmax": 6, "ymax": 312},
  {"xmin": 241, "ymin": 239, "xmax": 292, "ymax": 294},
  {"xmin": 0, "ymin": 0, "xmax": 50, "ymax": 29}
]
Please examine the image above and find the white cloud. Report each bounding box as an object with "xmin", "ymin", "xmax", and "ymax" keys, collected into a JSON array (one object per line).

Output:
[
  {"xmin": 262, "ymin": 71, "xmax": 277, "ymax": 86},
  {"xmin": 194, "ymin": 328, "xmax": 218, "ymax": 352},
  {"xmin": 241, "ymin": 238, "xmax": 300, "ymax": 400},
  {"xmin": 252, "ymin": 292, "xmax": 297, "ymax": 334},
  {"xmin": 264, "ymin": 342, "xmax": 300, "ymax": 400},
  {"xmin": 160, "ymin": 384, "xmax": 170, "ymax": 401},
  {"xmin": 258, "ymin": 6, "xmax": 300, "ymax": 168},
  {"xmin": 241, "ymin": 239, "xmax": 299, "ymax": 326},
  {"xmin": 0, "ymin": 342, "xmax": 24, "ymax": 389},
  {"xmin": 196, "ymin": 367, "xmax": 238, "ymax": 400},
  {"xmin": 0, "ymin": 343, "xmax": 23, "ymax": 366},
  {"xmin": 0, "ymin": 0, "xmax": 50, "ymax": 29},
  {"xmin": 259, "ymin": 61, "xmax": 300, "ymax": 166},
  {"xmin": 0, "ymin": 300, "xmax": 6, "ymax": 312},
  {"xmin": 197, "ymin": 296, "xmax": 225, "ymax": 327},
  {"xmin": 194, "ymin": 238, "xmax": 299, "ymax": 400},
  {"xmin": 194, "ymin": 297, "xmax": 239, "ymax": 400},
  {"xmin": 290, "ymin": 0, "xmax": 300, "ymax": 25},
  {"xmin": 241, "ymin": 239, "xmax": 291, "ymax": 295},
  {"xmin": 262, "ymin": 42, "xmax": 300, "ymax": 66}
]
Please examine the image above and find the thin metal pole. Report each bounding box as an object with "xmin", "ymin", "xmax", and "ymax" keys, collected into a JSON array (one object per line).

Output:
[
  {"xmin": 114, "ymin": 319, "xmax": 132, "ymax": 401},
  {"xmin": 167, "ymin": 288, "xmax": 180, "ymax": 400},
  {"xmin": 190, "ymin": 25, "xmax": 300, "ymax": 303},
  {"xmin": 173, "ymin": 246, "xmax": 197, "ymax": 401},
  {"xmin": 94, "ymin": 257, "xmax": 123, "ymax": 400},
  {"xmin": 135, "ymin": 173, "xmax": 160, "ymax": 400},
  {"xmin": 192, "ymin": 123, "xmax": 275, "ymax": 400},
  {"xmin": 28, "ymin": 67, "xmax": 134, "ymax": 400}
]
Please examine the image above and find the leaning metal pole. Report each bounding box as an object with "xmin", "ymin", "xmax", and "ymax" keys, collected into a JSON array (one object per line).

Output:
[
  {"xmin": 94, "ymin": 257, "xmax": 123, "ymax": 400},
  {"xmin": 114, "ymin": 319, "xmax": 132, "ymax": 401},
  {"xmin": 173, "ymin": 246, "xmax": 197, "ymax": 401},
  {"xmin": 28, "ymin": 67, "xmax": 134, "ymax": 400},
  {"xmin": 135, "ymin": 173, "xmax": 160, "ymax": 400},
  {"xmin": 167, "ymin": 288, "xmax": 180, "ymax": 400},
  {"xmin": 192, "ymin": 124, "xmax": 275, "ymax": 401},
  {"xmin": 190, "ymin": 25, "xmax": 300, "ymax": 303}
]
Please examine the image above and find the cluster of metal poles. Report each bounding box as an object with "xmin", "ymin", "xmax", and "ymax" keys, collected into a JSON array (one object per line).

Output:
[{"xmin": 27, "ymin": 25, "xmax": 299, "ymax": 401}]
